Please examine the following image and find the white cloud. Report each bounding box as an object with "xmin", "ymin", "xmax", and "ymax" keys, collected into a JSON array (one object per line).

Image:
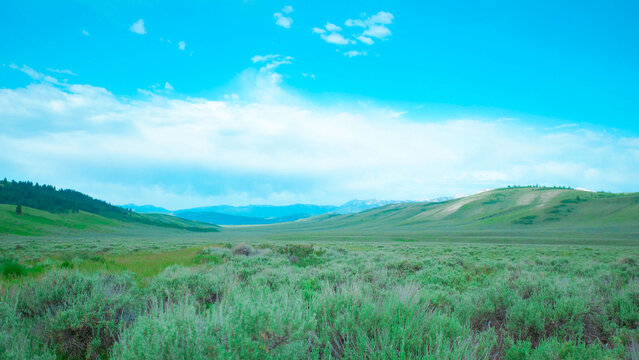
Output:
[
  {"xmin": 312, "ymin": 24, "xmax": 355, "ymax": 45},
  {"xmin": 322, "ymin": 33, "xmax": 355, "ymax": 45},
  {"xmin": 178, "ymin": 41, "xmax": 186, "ymax": 50},
  {"xmin": 10, "ymin": 64, "xmax": 62, "ymax": 85},
  {"xmin": 251, "ymin": 54, "xmax": 293, "ymax": 71},
  {"xmin": 164, "ymin": 82, "xmax": 174, "ymax": 91},
  {"xmin": 2, "ymin": 66, "xmax": 638, "ymax": 207},
  {"xmin": 344, "ymin": 50, "xmax": 367, "ymax": 57},
  {"xmin": 346, "ymin": 11, "xmax": 394, "ymax": 43},
  {"xmin": 274, "ymin": 6, "xmax": 293, "ymax": 29},
  {"xmin": 130, "ymin": 19, "xmax": 146, "ymax": 35},
  {"xmin": 325, "ymin": 22, "xmax": 342, "ymax": 32},
  {"xmin": 46, "ymin": 68, "xmax": 77, "ymax": 76},
  {"xmin": 315, "ymin": 12, "xmax": 393, "ymax": 47},
  {"xmin": 302, "ymin": 73, "xmax": 316, "ymax": 79},
  {"xmin": 356, "ymin": 35, "xmax": 374, "ymax": 45},
  {"xmin": 82, "ymin": 29, "xmax": 90, "ymax": 36}
]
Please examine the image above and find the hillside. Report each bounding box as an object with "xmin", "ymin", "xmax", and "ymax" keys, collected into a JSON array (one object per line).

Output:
[
  {"xmin": 0, "ymin": 204, "xmax": 220, "ymax": 236},
  {"xmin": 273, "ymin": 187, "xmax": 639, "ymax": 238},
  {"xmin": 0, "ymin": 179, "xmax": 127, "ymax": 217},
  {"xmin": 0, "ymin": 180, "xmax": 220, "ymax": 235}
]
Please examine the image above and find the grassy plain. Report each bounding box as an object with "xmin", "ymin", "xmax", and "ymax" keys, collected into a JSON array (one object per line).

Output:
[
  {"xmin": 1, "ymin": 230, "xmax": 639, "ymax": 359},
  {"xmin": 1, "ymin": 187, "xmax": 638, "ymax": 359}
]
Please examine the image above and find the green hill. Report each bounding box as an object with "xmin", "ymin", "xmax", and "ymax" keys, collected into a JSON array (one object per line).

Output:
[
  {"xmin": 270, "ymin": 187, "xmax": 639, "ymax": 241},
  {"xmin": 0, "ymin": 204, "xmax": 220, "ymax": 236},
  {"xmin": 0, "ymin": 180, "xmax": 220, "ymax": 235}
]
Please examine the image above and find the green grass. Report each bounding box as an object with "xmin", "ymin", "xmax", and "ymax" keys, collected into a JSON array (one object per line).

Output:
[
  {"xmin": 0, "ymin": 204, "xmax": 123, "ymax": 236},
  {"xmin": 1, "ymin": 241, "xmax": 638, "ymax": 359},
  {"xmin": 0, "ymin": 204, "xmax": 220, "ymax": 236},
  {"xmin": 81, "ymin": 246, "xmax": 225, "ymax": 280}
]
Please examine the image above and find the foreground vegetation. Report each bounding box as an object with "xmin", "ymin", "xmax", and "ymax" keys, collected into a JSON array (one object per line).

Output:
[{"xmin": 1, "ymin": 240, "xmax": 638, "ymax": 359}]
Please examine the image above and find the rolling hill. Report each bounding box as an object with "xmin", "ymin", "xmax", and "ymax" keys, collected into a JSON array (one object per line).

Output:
[
  {"xmin": 269, "ymin": 187, "xmax": 639, "ymax": 241},
  {"xmin": 0, "ymin": 180, "xmax": 220, "ymax": 235}
]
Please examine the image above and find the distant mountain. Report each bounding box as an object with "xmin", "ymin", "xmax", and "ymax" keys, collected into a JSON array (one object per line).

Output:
[
  {"xmin": 425, "ymin": 196, "xmax": 454, "ymax": 203},
  {"xmin": 120, "ymin": 203, "xmax": 171, "ymax": 214},
  {"xmin": 174, "ymin": 211, "xmax": 276, "ymax": 225},
  {"xmin": 120, "ymin": 199, "xmax": 425, "ymax": 225},
  {"xmin": 179, "ymin": 204, "xmax": 336, "ymax": 218},
  {"xmin": 332, "ymin": 199, "xmax": 406, "ymax": 214},
  {"xmin": 174, "ymin": 205, "xmax": 336, "ymax": 225}
]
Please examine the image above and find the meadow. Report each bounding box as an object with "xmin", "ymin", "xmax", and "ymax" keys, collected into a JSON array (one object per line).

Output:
[{"xmin": 1, "ymin": 233, "xmax": 638, "ymax": 360}]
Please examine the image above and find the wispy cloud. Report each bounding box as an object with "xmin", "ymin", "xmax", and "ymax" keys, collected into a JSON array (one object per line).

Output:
[
  {"xmin": 46, "ymin": 68, "xmax": 77, "ymax": 76},
  {"xmin": 274, "ymin": 5, "xmax": 293, "ymax": 28},
  {"xmin": 82, "ymin": 29, "xmax": 90, "ymax": 36},
  {"xmin": 129, "ymin": 19, "xmax": 146, "ymax": 35},
  {"xmin": 9, "ymin": 64, "xmax": 62, "ymax": 85},
  {"xmin": 313, "ymin": 11, "xmax": 393, "ymax": 53},
  {"xmin": 344, "ymin": 50, "xmax": 367, "ymax": 57},
  {"xmin": 2, "ymin": 65, "xmax": 638, "ymax": 207},
  {"xmin": 346, "ymin": 11, "xmax": 394, "ymax": 44},
  {"xmin": 251, "ymin": 54, "xmax": 293, "ymax": 71},
  {"xmin": 178, "ymin": 41, "xmax": 186, "ymax": 50},
  {"xmin": 312, "ymin": 23, "xmax": 355, "ymax": 45}
]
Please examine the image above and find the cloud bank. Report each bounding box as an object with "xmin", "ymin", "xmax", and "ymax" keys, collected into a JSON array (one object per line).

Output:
[{"xmin": 1, "ymin": 65, "xmax": 638, "ymax": 208}]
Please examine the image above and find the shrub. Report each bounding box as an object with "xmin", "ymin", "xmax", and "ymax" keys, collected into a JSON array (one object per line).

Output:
[
  {"xmin": 113, "ymin": 286, "xmax": 316, "ymax": 360},
  {"xmin": 387, "ymin": 259, "xmax": 422, "ymax": 275},
  {"xmin": 0, "ymin": 299, "xmax": 56, "ymax": 360},
  {"xmin": 618, "ymin": 256, "xmax": 634, "ymax": 265},
  {"xmin": 276, "ymin": 244, "xmax": 325, "ymax": 267},
  {"xmin": 14, "ymin": 271, "xmax": 140, "ymax": 359},
  {"xmin": 232, "ymin": 243, "xmax": 256, "ymax": 256},
  {"xmin": 0, "ymin": 257, "xmax": 27, "ymax": 278},
  {"xmin": 146, "ymin": 265, "xmax": 230, "ymax": 308}
]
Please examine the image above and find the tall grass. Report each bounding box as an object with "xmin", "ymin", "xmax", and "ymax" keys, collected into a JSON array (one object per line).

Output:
[{"xmin": 0, "ymin": 242, "xmax": 637, "ymax": 359}]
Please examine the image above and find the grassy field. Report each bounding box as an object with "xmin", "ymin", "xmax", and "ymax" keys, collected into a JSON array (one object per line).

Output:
[
  {"xmin": 1, "ymin": 235, "xmax": 638, "ymax": 359},
  {"xmin": 1, "ymin": 187, "xmax": 638, "ymax": 359}
]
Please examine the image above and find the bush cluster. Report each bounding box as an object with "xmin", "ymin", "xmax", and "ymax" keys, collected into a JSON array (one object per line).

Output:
[{"xmin": 0, "ymin": 243, "xmax": 637, "ymax": 359}]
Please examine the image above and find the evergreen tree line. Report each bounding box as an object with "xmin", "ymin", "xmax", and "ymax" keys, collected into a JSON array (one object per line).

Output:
[
  {"xmin": 0, "ymin": 179, "xmax": 129, "ymax": 216},
  {"xmin": 506, "ymin": 185, "xmax": 574, "ymax": 190}
]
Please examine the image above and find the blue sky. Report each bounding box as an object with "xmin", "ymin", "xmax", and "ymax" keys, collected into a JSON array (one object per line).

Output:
[{"xmin": 1, "ymin": 1, "xmax": 638, "ymax": 208}]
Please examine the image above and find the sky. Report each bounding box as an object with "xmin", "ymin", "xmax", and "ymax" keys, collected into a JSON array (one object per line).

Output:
[{"xmin": 1, "ymin": 0, "xmax": 638, "ymax": 209}]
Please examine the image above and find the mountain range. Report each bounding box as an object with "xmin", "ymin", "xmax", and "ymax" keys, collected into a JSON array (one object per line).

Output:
[{"xmin": 119, "ymin": 199, "xmax": 433, "ymax": 225}]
